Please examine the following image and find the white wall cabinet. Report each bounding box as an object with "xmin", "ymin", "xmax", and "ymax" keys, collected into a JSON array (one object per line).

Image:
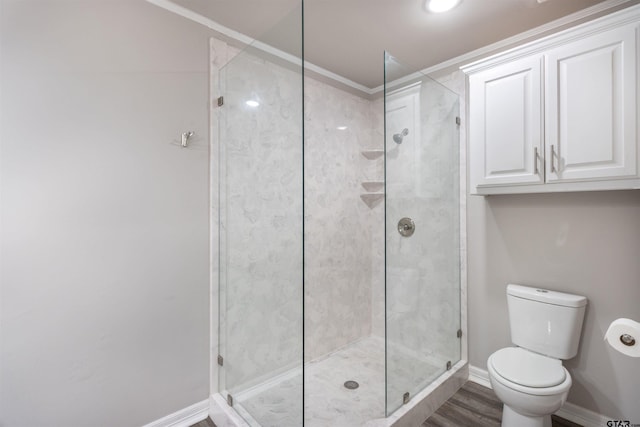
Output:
[
  {"xmin": 468, "ymin": 55, "xmax": 543, "ymax": 188},
  {"xmin": 463, "ymin": 6, "xmax": 640, "ymax": 195},
  {"xmin": 545, "ymin": 24, "xmax": 637, "ymax": 183}
]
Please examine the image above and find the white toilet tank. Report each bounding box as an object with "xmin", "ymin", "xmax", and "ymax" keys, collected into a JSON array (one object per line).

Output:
[{"xmin": 507, "ymin": 284, "xmax": 587, "ymax": 360}]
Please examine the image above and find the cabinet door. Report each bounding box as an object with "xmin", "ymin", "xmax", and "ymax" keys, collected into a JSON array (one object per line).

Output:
[
  {"xmin": 469, "ymin": 56, "xmax": 544, "ymax": 190},
  {"xmin": 545, "ymin": 23, "xmax": 638, "ymax": 182}
]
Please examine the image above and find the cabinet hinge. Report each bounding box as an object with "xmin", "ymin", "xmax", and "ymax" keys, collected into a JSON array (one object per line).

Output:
[
  {"xmin": 446, "ymin": 361, "xmax": 452, "ymax": 370},
  {"xmin": 217, "ymin": 355, "xmax": 224, "ymax": 366},
  {"xmin": 217, "ymin": 96, "xmax": 224, "ymax": 107},
  {"xmin": 455, "ymin": 116, "xmax": 461, "ymax": 126},
  {"xmin": 457, "ymin": 329, "xmax": 462, "ymax": 338},
  {"xmin": 227, "ymin": 393, "xmax": 233, "ymax": 407}
]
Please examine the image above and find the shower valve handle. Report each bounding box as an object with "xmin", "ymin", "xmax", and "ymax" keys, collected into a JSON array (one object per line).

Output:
[{"xmin": 397, "ymin": 217, "xmax": 415, "ymax": 237}]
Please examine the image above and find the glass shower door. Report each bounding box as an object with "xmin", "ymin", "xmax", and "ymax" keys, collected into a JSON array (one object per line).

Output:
[
  {"xmin": 218, "ymin": 18, "xmax": 304, "ymax": 427},
  {"xmin": 384, "ymin": 53, "xmax": 461, "ymax": 415}
]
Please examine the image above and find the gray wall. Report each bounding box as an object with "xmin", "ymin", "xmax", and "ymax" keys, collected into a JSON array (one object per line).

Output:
[
  {"xmin": 467, "ymin": 190, "xmax": 640, "ymax": 420},
  {"xmin": 0, "ymin": 1, "xmax": 212, "ymax": 426}
]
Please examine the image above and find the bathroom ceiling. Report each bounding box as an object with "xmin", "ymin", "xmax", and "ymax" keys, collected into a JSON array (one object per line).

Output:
[{"xmin": 168, "ymin": 0, "xmax": 633, "ymax": 90}]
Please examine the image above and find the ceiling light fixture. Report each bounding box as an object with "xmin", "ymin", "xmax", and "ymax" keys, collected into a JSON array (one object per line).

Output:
[
  {"xmin": 245, "ymin": 100, "xmax": 260, "ymax": 108},
  {"xmin": 337, "ymin": 126, "xmax": 348, "ymax": 130},
  {"xmin": 425, "ymin": 0, "xmax": 461, "ymax": 13}
]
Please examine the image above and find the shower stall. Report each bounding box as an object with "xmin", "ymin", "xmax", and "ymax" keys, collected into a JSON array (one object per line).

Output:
[{"xmin": 213, "ymin": 4, "xmax": 464, "ymax": 426}]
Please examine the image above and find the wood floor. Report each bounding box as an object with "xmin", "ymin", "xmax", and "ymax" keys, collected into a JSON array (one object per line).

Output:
[
  {"xmin": 192, "ymin": 381, "xmax": 583, "ymax": 427},
  {"xmin": 190, "ymin": 417, "xmax": 216, "ymax": 427},
  {"xmin": 423, "ymin": 381, "xmax": 582, "ymax": 427}
]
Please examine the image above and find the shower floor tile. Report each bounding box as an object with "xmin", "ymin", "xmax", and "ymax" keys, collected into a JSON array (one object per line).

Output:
[
  {"xmin": 304, "ymin": 336, "xmax": 386, "ymax": 427},
  {"xmin": 235, "ymin": 336, "xmax": 441, "ymax": 427}
]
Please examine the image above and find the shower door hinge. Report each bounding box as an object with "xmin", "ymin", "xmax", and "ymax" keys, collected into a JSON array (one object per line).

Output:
[
  {"xmin": 227, "ymin": 393, "xmax": 233, "ymax": 407},
  {"xmin": 217, "ymin": 355, "xmax": 224, "ymax": 366},
  {"xmin": 457, "ymin": 329, "xmax": 462, "ymax": 338},
  {"xmin": 446, "ymin": 361, "xmax": 452, "ymax": 370},
  {"xmin": 455, "ymin": 116, "xmax": 461, "ymax": 126},
  {"xmin": 403, "ymin": 392, "xmax": 410, "ymax": 405},
  {"xmin": 217, "ymin": 96, "xmax": 224, "ymax": 107}
]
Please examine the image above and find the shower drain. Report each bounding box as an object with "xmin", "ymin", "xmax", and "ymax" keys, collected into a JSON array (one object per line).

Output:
[{"xmin": 344, "ymin": 380, "xmax": 359, "ymax": 390}]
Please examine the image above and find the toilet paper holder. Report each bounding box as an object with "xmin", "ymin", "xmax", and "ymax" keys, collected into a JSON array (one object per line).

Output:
[{"xmin": 620, "ymin": 333, "xmax": 636, "ymax": 346}]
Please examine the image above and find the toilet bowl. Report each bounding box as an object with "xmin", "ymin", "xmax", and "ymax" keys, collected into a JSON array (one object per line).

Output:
[
  {"xmin": 489, "ymin": 284, "xmax": 587, "ymax": 427},
  {"xmin": 488, "ymin": 347, "xmax": 572, "ymax": 427}
]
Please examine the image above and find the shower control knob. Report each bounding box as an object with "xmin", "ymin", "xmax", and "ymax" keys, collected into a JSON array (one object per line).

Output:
[{"xmin": 397, "ymin": 217, "xmax": 415, "ymax": 237}]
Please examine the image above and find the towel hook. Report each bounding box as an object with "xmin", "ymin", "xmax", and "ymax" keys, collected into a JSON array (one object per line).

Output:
[{"xmin": 181, "ymin": 131, "xmax": 194, "ymax": 148}]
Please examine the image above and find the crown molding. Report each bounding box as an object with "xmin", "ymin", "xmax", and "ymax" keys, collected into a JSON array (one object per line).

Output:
[
  {"xmin": 371, "ymin": 0, "xmax": 635, "ymax": 93},
  {"xmin": 148, "ymin": 0, "xmax": 635, "ymax": 98},
  {"xmin": 146, "ymin": 0, "xmax": 372, "ymax": 97},
  {"xmin": 460, "ymin": 1, "xmax": 640, "ymax": 74}
]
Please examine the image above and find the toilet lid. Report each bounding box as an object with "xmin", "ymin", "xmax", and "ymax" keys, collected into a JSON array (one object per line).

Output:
[{"xmin": 490, "ymin": 347, "xmax": 566, "ymax": 388}]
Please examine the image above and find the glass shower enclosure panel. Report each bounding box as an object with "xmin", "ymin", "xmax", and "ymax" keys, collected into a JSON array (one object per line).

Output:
[
  {"xmin": 218, "ymin": 11, "xmax": 304, "ymax": 426},
  {"xmin": 384, "ymin": 53, "xmax": 461, "ymax": 415}
]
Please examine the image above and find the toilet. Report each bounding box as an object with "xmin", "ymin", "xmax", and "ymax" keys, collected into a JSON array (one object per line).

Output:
[{"xmin": 488, "ymin": 284, "xmax": 587, "ymax": 427}]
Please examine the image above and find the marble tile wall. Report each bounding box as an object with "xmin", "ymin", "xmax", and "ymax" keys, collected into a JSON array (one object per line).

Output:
[
  {"xmin": 211, "ymin": 39, "xmax": 466, "ymax": 417},
  {"xmin": 303, "ymin": 78, "xmax": 381, "ymax": 361},
  {"xmin": 431, "ymin": 69, "xmax": 468, "ymax": 364},
  {"xmin": 217, "ymin": 45, "xmax": 304, "ymax": 392},
  {"xmin": 368, "ymin": 97, "xmax": 386, "ymax": 339},
  {"xmin": 213, "ymin": 39, "xmax": 384, "ymax": 390},
  {"xmin": 384, "ymin": 76, "xmax": 462, "ymax": 409}
]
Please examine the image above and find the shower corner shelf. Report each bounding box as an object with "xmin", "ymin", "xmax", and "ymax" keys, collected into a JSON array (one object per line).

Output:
[
  {"xmin": 361, "ymin": 149, "xmax": 384, "ymax": 160},
  {"xmin": 361, "ymin": 181, "xmax": 384, "ymax": 192},
  {"xmin": 360, "ymin": 193, "xmax": 384, "ymax": 208}
]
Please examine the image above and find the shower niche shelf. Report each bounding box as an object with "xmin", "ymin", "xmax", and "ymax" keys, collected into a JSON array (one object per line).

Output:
[
  {"xmin": 361, "ymin": 181, "xmax": 384, "ymax": 192},
  {"xmin": 360, "ymin": 193, "xmax": 384, "ymax": 208},
  {"xmin": 360, "ymin": 149, "xmax": 384, "ymax": 208},
  {"xmin": 361, "ymin": 149, "xmax": 384, "ymax": 160}
]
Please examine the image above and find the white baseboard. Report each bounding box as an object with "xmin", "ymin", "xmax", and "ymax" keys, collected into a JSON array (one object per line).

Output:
[
  {"xmin": 467, "ymin": 365, "xmax": 611, "ymax": 427},
  {"xmin": 555, "ymin": 402, "xmax": 613, "ymax": 427},
  {"xmin": 468, "ymin": 365, "xmax": 492, "ymax": 388},
  {"xmin": 142, "ymin": 400, "xmax": 209, "ymax": 427}
]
